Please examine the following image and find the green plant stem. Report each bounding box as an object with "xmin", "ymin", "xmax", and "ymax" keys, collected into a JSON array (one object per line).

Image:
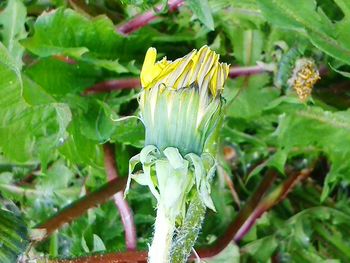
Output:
[
  {"xmin": 149, "ymin": 205, "xmax": 176, "ymax": 263},
  {"xmin": 171, "ymin": 192, "xmax": 206, "ymax": 263},
  {"xmin": 49, "ymin": 232, "xmax": 58, "ymax": 257}
]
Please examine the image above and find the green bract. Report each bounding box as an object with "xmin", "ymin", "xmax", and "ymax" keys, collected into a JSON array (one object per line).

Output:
[
  {"xmin": 126, "ymin": 146, "xmax": 216, "ymax": 218},
  {"xmin": 140, "ymin": 86, "xmax": 222, "ymax": 156}
]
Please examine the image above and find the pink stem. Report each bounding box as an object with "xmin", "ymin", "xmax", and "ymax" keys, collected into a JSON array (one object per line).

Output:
[
  {"xmin": 229, "ymin": 65, "xmax": 268, "ymax": 78},
  {"xmin": 103, "ymin": 143, "xmax": 137, "ymax": 251},
  {"xmin": 83, "ymin": 78, "xmax": 141, "ymax": 95},
  {"xmin": 233, "ymin": 167, "xmax": 313, "ymax": 242},
  {"xmin": 82, "ymin": 65, "xmax": 272, "ymax": 94},
  {"xmin": 117, "ymin": 0, "xmax": 184, "ymax": 35}
]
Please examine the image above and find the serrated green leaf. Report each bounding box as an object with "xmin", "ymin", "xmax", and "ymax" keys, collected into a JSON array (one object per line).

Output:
[
  {"xmin": 206, "ymin": 241, "xmax": 240, "ymax": 263},
  {"xmin": 21, "ymin": 8, "xmax": 129, "ymax": 72},
  {"xmin": 0, "ymin": 0, "xmax": 27, "ymax": 67},
  {"xmin": 225, "ymin": 75, "xmax": 279, "ymax": 119},
  {"xmin": 275, "ymin": 107, "xmax": 350, "ymax": 199},
  {"xmin": 25, "ymin": 58, "xmax": 100, "ymax": 97},
  {"xmin": 242, "ymin": 235, "xmax": 278, "ymax": 261},
  {"xmin": 111, "ymin": 118, "xmax": 145, "ymax": 148},
  {"xmin": 186, "ymin": 0, "xmax": 215, "ymax": 30},
  {"xmin": 22, "ymin": 75, "xmax": 55, "ymax": 105},
  {"xmin": 79, "ymin": 99, "xmax": 116, "ymax": 142},
  {"xmin": 256, "ymin": 0, "xmax": 350, "ymax": 65},
  {"xmin": 59, "ymin": 118, "xmax": 104, "ymax": 167},
  {"xmin": 0, "ymin": 42, "xmax": 72, "ymax": 162}
]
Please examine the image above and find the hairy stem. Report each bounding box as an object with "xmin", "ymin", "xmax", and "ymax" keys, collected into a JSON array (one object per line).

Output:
[
  {"xmin": 171, "ymin": 192, "xmax": 206, "ymax": 263},
  {"xmin": 149, "ymin": 205, "xmax": 176, "ymax": 263}
]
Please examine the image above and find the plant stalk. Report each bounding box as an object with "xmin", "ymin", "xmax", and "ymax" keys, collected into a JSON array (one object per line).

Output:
[
  {"xmin": 103, "ymin": 143, "xmax": 137, "ymax": 251},
  {"xmin": 117, "ymin": 0, "xmax": 184, "ymax": 35},
  {"xmin": 171, "ymin": 192, "xmax": 206, "ymax": 263},
  {"xmin": 149, "ymin": 205, "xmax": 176, "ymax": 263}
]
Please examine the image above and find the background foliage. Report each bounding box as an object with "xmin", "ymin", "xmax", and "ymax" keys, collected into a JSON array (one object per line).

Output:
[{"xmin": 1, "ymin": 0, "xmax": 350, "ymax": 262}]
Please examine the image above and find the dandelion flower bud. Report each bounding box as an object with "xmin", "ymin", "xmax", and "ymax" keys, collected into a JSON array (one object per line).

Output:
[
  {"xmin": 139, "ymin": 46, "xmax": 229, "ymax": 155},
  {"xmin": 126, "ymin": 46, "xmax": 229, "ymax": 263}
]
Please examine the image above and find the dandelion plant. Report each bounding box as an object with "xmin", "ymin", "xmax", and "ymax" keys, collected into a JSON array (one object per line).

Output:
[
  {"xmin": 126, "ymin": 46, "xmax": 229, "ymax": 262},
  {"xmin": 2, "ymin": 1, "xmax": 350, "ymax": 262}
]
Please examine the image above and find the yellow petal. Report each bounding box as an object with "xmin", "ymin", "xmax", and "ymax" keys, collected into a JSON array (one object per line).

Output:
[{"xmin": 141, "ymin": 47, "xmax": 157, "ymax": 88}]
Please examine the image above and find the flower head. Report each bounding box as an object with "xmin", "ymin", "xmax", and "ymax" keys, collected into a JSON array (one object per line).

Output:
[
  {"xmin": 140, "ymin": 46, "xmax": 229, "ymax": 97},
  {"xmin": 126, "ymin": 46, "xmax": 229, "ymax": 221},
  {"xmin": 139, "ymin": 46, "xmax": 229, "ymax": 155}
]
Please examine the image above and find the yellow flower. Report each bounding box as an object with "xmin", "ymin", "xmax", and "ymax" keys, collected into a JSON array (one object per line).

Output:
[
  {"xmin": 139, "ymin": 46, "xmax": 229, "ymax": 155},
  {"xmin": 140, "ymin": 46, "xmax": 229, "ymax": 97}
]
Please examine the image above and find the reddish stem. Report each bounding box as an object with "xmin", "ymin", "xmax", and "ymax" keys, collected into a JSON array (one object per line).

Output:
[
  {"xmin": 48, "ymin": 166, "xmax": 314, "ymax": 262},
  {"xmin": 82, "ymin": 64, "xmax": 272, "ymax": 94},
  {"xmin": 117, "ymin": 0, "xmax": 184, "ymax": 35},
  {"xmin": 49, "ymin": 251, "xmax": 147, "ymax": 263},
  {"xmin": 103, "ymin": 143, "xmax": 137, "ymax": 251},
  {"xmin": 233, "ymin": 167, "xmax": 313, "ymax": 241},
  {"xmin": 229, "ymin": 65, "xmax": 268, "ymax": 78},
  {"xmin": 36, "ymin": 177, "xmax": 127, "ymax": 240},
  {"xmin": 197, "ymin": 169, "xmax": 278, "ymax": 258},
  {"xmin": 52, "ymin": 55, "xmax": 76, "ymax": 65},
  {"xmin": 83, "ymin": 78, "xmax": 141, "ymax": 95}
]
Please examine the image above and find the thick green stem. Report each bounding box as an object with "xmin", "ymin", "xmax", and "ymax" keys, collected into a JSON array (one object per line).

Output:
[
  {"xmin": 149, "ymin": 205, "xmax": 176, "ymax": 263},
  {"xmin": 171, "ymin": 193, "xmax": 206, "ymax": 263}
]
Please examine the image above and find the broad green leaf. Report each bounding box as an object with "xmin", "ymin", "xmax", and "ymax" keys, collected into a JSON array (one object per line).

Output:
[
  {"xmin": 0, "ymin": 0, "xmax": 27, "ymax": 67},
  {"xmin": 21, "ymin": 8, "xmax": 128, "ymax": 73},
  {"xmin": 241, "ymin": 235, "xmax": 278, "ymax": 261},
  {"xmin": 111, "ymin": 118, "xmax": 145, "ymax": 148},
  {"xmin": 25, "ymin": 58, "xmax": 100, "ymax": 97},
  {"xmin": 186, "ymin": 0, "xmax": 215, "ymax": 30},
  {"xmin": 59, "ymin": 118, "xmax": 104, "ymax": 167},
  {"xmin": 0, "ymin": 209, "xmax": 29, "ymax": 263},
  {"xmin": 227, "ymin": 29, "xmax": 264, "ymax": 65},
  {"xmin": 0, "ymin": 43, "xmax": 72, "ymax": 162},
  {"xmin": 225, "ymin": 75, "xmax": 279, "ymax": 119},
  {"xmin": 275, "ymin": 107, "xmax": 350, "ymax": 199},
  {"xmin": 22, "ymin": 75, "xmax": 55, "ymax": 105},
  {"xmin": 79, "ymin": 99, "xmax": 116, "ymax": 142},
  {"xmin": 206, "ymin": 243, "xmax": 240, "ymax": 263},
  {"xmin": 236, "ymin": 30, "xmax": 263, "ymax": 65},
  {"xmin": 256, "ymin": 0, "xmax": 350, "ymax": 64}
]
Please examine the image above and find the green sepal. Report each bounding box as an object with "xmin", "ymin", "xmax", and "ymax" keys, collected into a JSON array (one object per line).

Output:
[{"xmin": 126, "ymin": 145, "xmax": 217, "ymax": 220}]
